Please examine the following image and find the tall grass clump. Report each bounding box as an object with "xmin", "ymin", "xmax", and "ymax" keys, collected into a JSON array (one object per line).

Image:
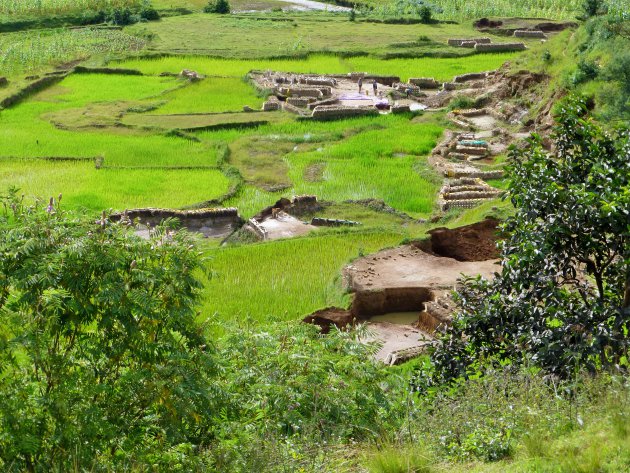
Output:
[{"xmin": 0, "ymin": 0, "xmax": 142, "ymax": 15}]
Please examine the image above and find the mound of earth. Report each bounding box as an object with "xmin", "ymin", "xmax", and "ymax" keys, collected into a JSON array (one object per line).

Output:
[
  {"xmin": 303, "ymin": 307, "xmax": 354, "ymax": 334},
  {"xmin": 420, "ymin": 217, "xmax": 500, "ymax": 262},
  {"xmin": 344, "ymin": 245, "xmax": 498, "ymax": 294}
]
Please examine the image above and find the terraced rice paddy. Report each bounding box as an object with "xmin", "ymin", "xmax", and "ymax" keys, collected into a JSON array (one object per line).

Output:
[
  {"xmin": 199, "ymin": 230, "xmax": 405, "ymax": 331},
  {"xmin": 0, "ymin": 54, "xmax": 464, "ymax": 215},
  {"xmin": 0, "ymin": 159, "xmax": 229, "ymax": 210}
]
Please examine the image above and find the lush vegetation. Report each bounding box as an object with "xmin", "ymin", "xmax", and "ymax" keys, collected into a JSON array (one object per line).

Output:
[
  {"xmin": 1, "ymin": 1, "xmax": 629, "ymax": 471},
  {"xmin": 357, "ymin": 0, "xmax": 583, "ymax": 21}
]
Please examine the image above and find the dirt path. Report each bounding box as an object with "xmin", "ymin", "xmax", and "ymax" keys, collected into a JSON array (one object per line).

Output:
[{"xmin": 277, "ymin": 0, "xmax": 350, "ymax": 11}]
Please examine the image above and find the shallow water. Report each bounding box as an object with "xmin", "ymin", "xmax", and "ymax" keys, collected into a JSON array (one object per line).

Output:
[{"xmin": 369, "ymin": 312, "xmax": 419, "ymax": 325}]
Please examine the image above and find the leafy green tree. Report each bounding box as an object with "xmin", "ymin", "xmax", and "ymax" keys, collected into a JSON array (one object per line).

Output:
[
  {"xmin": 0, "ymin": 191, "xmax": 222, "ymax": 471},
  {"xmin": 428, "ymin": 98, "xmax": 630, "ymax": 382},
  {"xmin": 582, "ymin": 0, "xmax": 604, "ymax": 18},
  {"xmin": 418, "ymin": 5, "xmax": 432, "ymax": 23}
]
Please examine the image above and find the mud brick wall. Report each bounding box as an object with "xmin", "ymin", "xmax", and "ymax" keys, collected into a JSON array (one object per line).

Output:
[
  {"xmin": 351, "ymin": 287, "xmax": 434, "ymax": 318},
  {"xmin": 448, "ymin": 38, "xmax": 491, "ymax": 46},
  {"xmin": 409, "ymin": 77, "xmax": 440, "ymax": 88},
  {"xmin": 514, "ymin": 30, "xmax": 546, "ymax": 38},
  {"xmin": 475, "ymin": 43, "xmax": 526, "ymax": 52},
  {"xmin": 312, "ymin": 105, "xmax": 379, "ymax": 120}
]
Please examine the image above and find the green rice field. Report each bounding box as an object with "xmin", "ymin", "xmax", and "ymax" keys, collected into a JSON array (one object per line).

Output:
[
  {"xmin": 117, "ymin": 53, "xmax": 519, "ymax": 82},
  {"xmin": 199, "ymin": 230, "xmax": 405, "ymax": 331}
]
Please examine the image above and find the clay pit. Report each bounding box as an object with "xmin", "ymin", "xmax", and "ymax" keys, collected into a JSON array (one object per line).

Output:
[
  {"xmin": 303, "ymin": 219, "xmax": 501, "ymax": 364},
  {"xmin": 110, "ymin": 207, "xmax": 243, "ymax": 239}
]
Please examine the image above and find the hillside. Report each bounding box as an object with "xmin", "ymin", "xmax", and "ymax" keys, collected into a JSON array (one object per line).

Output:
[{"xmin": 0, "ymin": 0, "xmax": 628, "ymax": 471}]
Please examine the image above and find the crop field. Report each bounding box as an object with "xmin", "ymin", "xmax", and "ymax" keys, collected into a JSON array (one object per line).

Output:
[
  {"xmin": 0, "ymin": 0, "xmax": 141, "ymax": 15},
  {"xmin": 123, "ymin": 13, "xmax": 536, "ymax": 59},
  {"xmin": 0, "ymin": 28, "xmax": 145, "ymax": 77},
  {"xmin": 2, "ymin": 48, "xmax": 500, "ymax": 217},
  {"xmin": 0, "ymin": 158, "xmax": 229, "ymax": 210},
  {"xmin": 199, "ymin": 230, "xmax": 406, "ymax": 332}
]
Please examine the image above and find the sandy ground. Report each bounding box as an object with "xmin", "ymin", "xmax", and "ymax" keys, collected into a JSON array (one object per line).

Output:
[
  {"xmin": 360, "ymin": 322, "xmax": 432, "ymax": 363},
  {"xmin": 259, "ymin": 211, "xmax": 317, "ymax": 240},
  {"xmin": 467, "ymin": 114, "xmax": 498, "ymax": 130},
  {"xmin": 345, "ymin": 245, "xmax": 499, "ymax": 292},
  {"xmin": 277, "ymin": 0, "xmax": 350, "ymax": 11}
]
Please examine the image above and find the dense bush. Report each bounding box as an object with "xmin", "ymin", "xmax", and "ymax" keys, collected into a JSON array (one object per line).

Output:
[
  {"xmin": 204, "ymin": 0, "xmax": 231, "ymax": 14},
  {"xmin": 0, "ymin": 190, "xmax": 221, "ymax": 470}
]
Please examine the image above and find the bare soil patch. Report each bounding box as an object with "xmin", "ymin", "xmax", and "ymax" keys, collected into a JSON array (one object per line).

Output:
[{"xmin": 258, "ymin": 211, "xmax": 317, "ymax": 240}]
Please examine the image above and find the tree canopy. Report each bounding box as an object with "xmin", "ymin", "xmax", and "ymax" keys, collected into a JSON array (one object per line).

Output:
[{"xmin": 0, "ymin": 192, "xmax": 221, "ymax": 471}]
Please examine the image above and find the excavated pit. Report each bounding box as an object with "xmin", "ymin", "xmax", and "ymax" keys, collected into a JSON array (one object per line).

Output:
[{"xmin": 304, "ymin": 220, "xmax": 501, "ymax": 364}]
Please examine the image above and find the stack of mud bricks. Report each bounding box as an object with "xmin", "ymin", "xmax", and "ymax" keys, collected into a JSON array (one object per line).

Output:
[
  {"xmin": 247, "ymin": 218, "xmax": 268, "ymax": 240},
  {"xmin": 448, "ymin": 38, "xmax": 491, "ymax": 47}
]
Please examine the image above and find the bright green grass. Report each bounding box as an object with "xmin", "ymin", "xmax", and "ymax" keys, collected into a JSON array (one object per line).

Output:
[
  {"xmin": 199, "ymin": 230, "xmax": 404, "ymax": 330},
  {"xmin": 286, "ymin": 119, "xmax": 444, "ymax": 216},
  {"xmin": 0, "ymin": 74, "xmax": 220, "ymax": 167},
  {"xmin": 198, "ymin": 114, "xmax": 444, "ymax": 217},
  {"xmin": 288, "ymin": 154, "xmax": 439, "ymax": 216},
  {"xmin": 0, "ymin": 158, "xmax": 229, "ymax": 211},
  {"xmin": 50, "ymin": 73, "xmax": 176, "ymax": 106},
  {"xmin": 116, "ymin": 52, "xmax": 519, "ymax": 82},
  {"xmin": 153, "ymin": 77, "xmax": 265, "ymax": 114}
]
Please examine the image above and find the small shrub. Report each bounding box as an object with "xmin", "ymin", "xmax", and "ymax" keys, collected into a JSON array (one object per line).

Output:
[
  {"xmin": 140, "ymin": 6, "xmax": 160, "ymax": 21},
  {"xmin": 419, "ymin": 5, "xmax": 432, "ymax": 24},
  {"xmin": 542, "ymin": 50, "xmax": 552, "ymax": 62},
  {"xmin": 571, "ymin": 59, "xmax": 599, "ymax": 85},
  {"xmin": 204, "ymin": 0, "xmax": 231, "ymax": 14},
  {"xmin": 349, "ymin": 8, "xmax": 356, "ymax": 21},
  {"xmin": 447, "ymin": 95, "xmax": 475, "ymax": 111}
]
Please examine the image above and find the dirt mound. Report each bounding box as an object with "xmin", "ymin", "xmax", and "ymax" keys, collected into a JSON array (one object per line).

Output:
[
  {"xmin": 535, "ymin": 22, "xmax": 578, "ymax": 32},
  {"xmin": 420, "ymin": 217, "xmax": 500, "ymax": 262},
  {"xmin": 303, "ymin": 307, "xmax": 354, "ymax": 334},
  {"xmin": 474, "ymin": 18, "xmax": 503, "ymax": 28}
]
